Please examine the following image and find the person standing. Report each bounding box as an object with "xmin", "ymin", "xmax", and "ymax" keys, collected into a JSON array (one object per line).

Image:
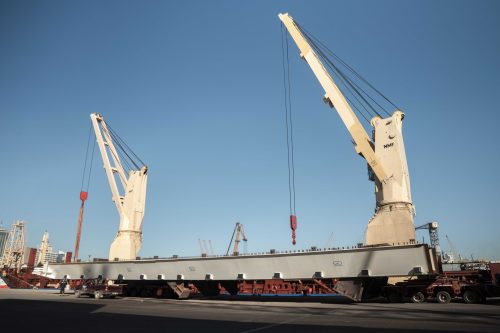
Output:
[{"xmin": 59, "ymin": 276, "xmax": 68, "ymax": 295}]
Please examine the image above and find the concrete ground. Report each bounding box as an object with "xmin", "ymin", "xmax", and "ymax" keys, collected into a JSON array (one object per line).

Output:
[{"xmin": 1, "ymin": 289, "xmax": 499, "ymax": 332}]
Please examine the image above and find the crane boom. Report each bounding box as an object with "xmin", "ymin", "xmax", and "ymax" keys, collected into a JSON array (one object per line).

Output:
[
  {"xmin": 279, "ymin": 13, "xmax": 386, "ymax": 181},
  {"xmin": 91, "ymin": 113, "xmax": 148, "ymax": 260},
  {"xmin": 279, "ymin": 13, "xmax": 416, "ymax": 246}
]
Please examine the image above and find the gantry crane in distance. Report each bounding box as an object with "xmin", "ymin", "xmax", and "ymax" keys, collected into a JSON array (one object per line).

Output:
[
  {"xmin": 279, "ymin": 13, "xmax": 416, "ymax": 246},
  {"xmin": 226, "ymin": 222, "xmax": 247, "ymax": 256},
  {"xmin": 415, "ymin": 222, "xmax": 440, "ymax": 253},
  {"xmin": 90, "ymin": 113, "xmax": 148, "ymax": 261}
]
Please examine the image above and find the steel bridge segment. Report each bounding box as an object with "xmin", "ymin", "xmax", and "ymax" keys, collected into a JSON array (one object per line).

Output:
[{"xmin": 48, "ymin": 244, "xmax": 436, "ymax": 281}]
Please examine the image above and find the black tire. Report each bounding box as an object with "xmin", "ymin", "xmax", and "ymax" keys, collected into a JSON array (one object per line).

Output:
[
  {"xmin": 410, "ymin": 291, "xmax": 425, "ymax": 303},
  {"xmin": 387, "ymin": 292, "xmax": 402, "ymax": 303},
  {"xmin": 463, "ymin": 290, "xmax": 480, "ymax": 304},
  {"xmin": 436, "ymin": 290, "xmax": 451, "ymax": 304}
]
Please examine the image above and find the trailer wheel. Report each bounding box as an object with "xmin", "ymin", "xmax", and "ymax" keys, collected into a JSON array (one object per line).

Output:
[
  {"xmin": 75, "ymin": 290, "xmax": 82, "ymax": 298},
  {"xmin": 463, "ymin": 290, "xmax": 480, "ymax": 304},
  {"xmin": 436, "ymin": 291, "xmax": 451, "ymax": 304},
  {"xmin": 94, "ymin": 291, "xmax": 103, "ymax": 299},
  {"xmin": 410, "ymin": 292, "xmax": 425, "ymax": 303}
]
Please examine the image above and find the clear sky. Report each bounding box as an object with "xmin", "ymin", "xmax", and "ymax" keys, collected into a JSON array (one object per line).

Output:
[{"xmin": 1, "ymin": 0, "xmax": 499, "ymax": 261}]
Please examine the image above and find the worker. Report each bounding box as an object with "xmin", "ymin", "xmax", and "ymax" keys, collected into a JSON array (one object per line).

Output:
[{"xmin": 59, "ymin": 275, "xmax": 68, "ymax": 295}]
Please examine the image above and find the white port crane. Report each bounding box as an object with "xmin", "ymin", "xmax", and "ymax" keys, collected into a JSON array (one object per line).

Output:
[
  {"xmin": 226, "ymin": 222, "xmax": 248, "ymax": 256},
  {"xmin": 90, "ymin": 113, "xmax": 148, "ymax": 261},
  {"xmin": 0, "ymin": 220, "xmax": 25, "ymax": 273},
  {"xmin": 279, "ymin": 13, "xmax": 416, "ymax": 246}
]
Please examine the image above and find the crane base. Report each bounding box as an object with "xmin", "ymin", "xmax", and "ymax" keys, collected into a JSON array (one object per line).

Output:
[
  {"xmin": 108, "ymin": 231, "xmax": 141, "ymax": 261},
  {"xmin": 365, "ymin": 203, "xmax": 416, "ymax": 246}
]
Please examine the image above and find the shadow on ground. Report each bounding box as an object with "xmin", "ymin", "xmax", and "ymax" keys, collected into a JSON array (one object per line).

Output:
[
  {"xmin": 0, "ymin": 299, "xmax": 491, "ymax": 333},
  {"xmin": 201, "ymin": 294, "xmax": 500, "ymax": 306},
  {"xmin": 203, "ymin": 294, "xmax": 355, "ymax": 304}
]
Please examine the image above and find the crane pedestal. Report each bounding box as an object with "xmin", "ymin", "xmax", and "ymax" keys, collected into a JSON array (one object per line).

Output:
[
  {"xmin": 365, "ymin": 203, "xmax": 416, "ymax": 246},
  {"xmin": 109, "ymin": 230, "xmax": 142, "ymax": 261}
]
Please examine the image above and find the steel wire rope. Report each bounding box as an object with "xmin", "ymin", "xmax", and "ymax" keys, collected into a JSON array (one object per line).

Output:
[
  {"xmin": 105, "ymin": 128, "xmax": 134, "ymax": 174},
  {"xmin": 107, "ymin": 130, "xmax": 135, "ymax": 173},
  {"xmin": 281, "ymin": 23, "xmax": 297, "ymax": 216},
  {"xmin": 286, "ymin": 26, "xmax": 297, "ymax": 215},
  {"xmin": 281, "ymin": 23, "xmax": 293, "ymax": 215},
  {"xmin": 309, "ymin": 36, "xmax": 388, "ymax": 118},
  {"xmin": 107, "ymin": 129, "xmax": 140, "ymax": 171},
  {"xmin": 299, "ymin": 24, "xmax": 399, "ymax": 115},
  {"xmin": 318, "ymin": 49, "xmax": 377, "ymax": 122},
  {"xmin": 99, "ymin": 125, "xmax": 134, "ymax": 191},
  {"xmin": 107, "ymin": 124, "xmax": 146, "ymax": 168},
  {"xmin": 317, "ymin": 47, "xmax": 375, "ymax": 119},
  {"xmin": 80, "ymin": 123, "xmax": 94, "ymax": 191},
  {"xmin": 288, "ymin": 24, "xmax": 375, "ymax": 122},
  {"xmin": 314, "ymin": 48, "xmax": 392, "ymax": 117},
  {"xmin": 309, "ymin": 37, "xmax": 382, "ymax": 120},
  {"xmin": 85, "ymin": 139, "xmax": 96, "ymax": 192},
  {"xmin": 309, "ymin": 41, "xmax": 373, "ymax": 124}
]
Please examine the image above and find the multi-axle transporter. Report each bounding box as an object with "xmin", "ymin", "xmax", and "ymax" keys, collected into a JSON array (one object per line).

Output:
[{"xmin": 383, "ymin": 262, "xmax": 500, "ymax": 304}]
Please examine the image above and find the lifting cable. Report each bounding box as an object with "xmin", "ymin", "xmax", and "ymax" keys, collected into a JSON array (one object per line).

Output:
[
  {"xmin": 281, "ymin": 22, "xmax": 298, "ymax": 246},
  {"xmin": 314, "ymin": 44, "xmax": 385, "ymax": 120},
  {"xmin": 106, "ymin": 123, "xmax": 146, "ymax": 175},
  {"xmin": 302, "ymin": 25, "xmax": 399, "ymax": 112},
  {"xmin": 80, "ymin": 122, "xmax": 96, "ymax": 194},
  {"xmin": 74, "ymin": 122, "xmax": 96, "ymax": 261},
  {"xmin": 295, "ymin": 22, "xmax": 402, "ymax": 126}
]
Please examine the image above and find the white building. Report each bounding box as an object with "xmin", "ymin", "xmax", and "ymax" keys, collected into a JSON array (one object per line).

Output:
[{"xmin": 0, "ymin": 227, "xmax": 9, "ymax": 262}]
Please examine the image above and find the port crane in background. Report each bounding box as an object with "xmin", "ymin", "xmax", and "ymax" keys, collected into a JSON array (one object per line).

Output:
[
  {"xmin": 415, "ymin": 222, "xmax": 440, "ymax": 253},
  {"xmin": 91, "ymin": 113, "xmax": 148, "ymax": 261},
  {"xmin": 198, "ymin": 239, "xmax": 214, "ymax": 256},
  {"xmin": 324, "ymin": 232, "xmax": 335, "ymax": 248},
  {"xmin": 443, "ymin": 234, "xmax": 463, "ymax": 263},
  {"xmin": 226, "ymin": 222, "xmax": 247, "ymax": 256},
  {"xmin": 37, "ymin": 231, "xmax": 50, "ymax": 266},
  {"xmin": 0, "ymin": 220, "xmax": 25, "ymax": 273},
  {"xmin": 279, "ymin": 13, "xmax": 416, "ymax": 246}
]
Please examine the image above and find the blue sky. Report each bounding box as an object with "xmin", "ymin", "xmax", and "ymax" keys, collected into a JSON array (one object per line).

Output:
[{"xmin": 1, "ymin": 0, "xmax": 499, "ymax": 261}]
